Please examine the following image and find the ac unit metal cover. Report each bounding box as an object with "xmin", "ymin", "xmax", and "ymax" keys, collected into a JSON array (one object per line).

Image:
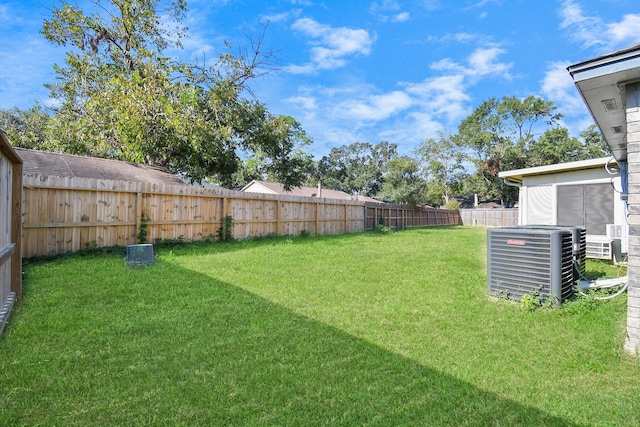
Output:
[{"xmin": 488, "ymin": 227, "xmax": 576, "ymax": 304}]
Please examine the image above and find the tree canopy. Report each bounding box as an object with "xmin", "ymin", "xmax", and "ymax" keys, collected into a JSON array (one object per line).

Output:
[
  {"xmin": 26, "ymin": 0, "xmax": 308, "ymax": 189},
  {"xmin": 456, "ymin": 96, "xmax": 609, "ymax": 206},
  {"xmin": 415, "ymin": 133, "xmax": 466, "ymax": 207},
  {"xmin": 316, "ymin": 141, "xmax": 397, "ymax": 197},
  {"xmin": 377, "ymin": 156, "xmax": 427, "ymax": 206},
  {"xmin": 0, "ymin": 1, "xmax": 612, "ymax": 205}
]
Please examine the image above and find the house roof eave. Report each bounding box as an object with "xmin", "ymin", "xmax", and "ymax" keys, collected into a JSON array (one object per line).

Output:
[{"xmin": 567, "ymin": 44, "xmax": 640, "ymax": 162}]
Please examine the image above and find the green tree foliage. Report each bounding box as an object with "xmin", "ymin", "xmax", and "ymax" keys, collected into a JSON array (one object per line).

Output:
[
  {"xmin": 378, "ymin": 156, "xmax": 428, "ymax": 206},
  {"xmin": 317, "ymin": 141, "xmax": 397, "ymax": 196},
  {"xmin": 38, "ymin": 0, "xmax": 309, "ymax": 188},
  {"xmin": 228, "ymin": 116, "xmax": 315, "ymax": 188},
  {"xmin": 527, "ymin": 126, "xmax": 610, "ymax": 166},
  {"xmin": 457, "ymin": 96, "xmax": 562, "ymax": 205},
  {"xmin": 0, "ymin": 107, "xmax": 50, "ymax": 149},
  {"xmin": 578, "ymin": 123, "xmax": 611, "ymax": 158},
  {"xmin": 415, "ymin": 132, "xmax": 467, "ymax": 207}
]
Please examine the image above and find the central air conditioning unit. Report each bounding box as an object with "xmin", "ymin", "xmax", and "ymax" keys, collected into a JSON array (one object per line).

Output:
[{"xmin": 488, "ymin": 226, "xmax": 582, "ymax": 305}]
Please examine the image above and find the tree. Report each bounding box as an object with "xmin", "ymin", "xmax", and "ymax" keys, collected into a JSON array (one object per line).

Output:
[
  {"xmin": 415, "ymin": 132, "xmax": 466, "ymax": 206},
  {"xmin": 377, "ymin": 156, "xmax": 428, "ymax": 206},
  {"xmin": 578, "ymin": 123, "xmax": 612, "ymax": 158},
  {"xmin": 227, "ymin": 116, "xmax": 315, "ymax": 188},
  {"xmin": 40, "ymin": 0, "xmax": 308, "ymax": 188},
  {"xmin": 0, "ymin": 107, "xmax": 50, "ymax": 150},
  {"xmin": 317, "ymin": 141, "xmax": 397, "ymax": 196},
  {"xmin": 457, "ymin": 96, "xmax": 562, "ymax": 205}
]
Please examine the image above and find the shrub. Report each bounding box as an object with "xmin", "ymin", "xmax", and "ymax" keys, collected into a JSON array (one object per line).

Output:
[{"xmin": 443, "ymin": 199, "xmax": 461, "ymax": 210}]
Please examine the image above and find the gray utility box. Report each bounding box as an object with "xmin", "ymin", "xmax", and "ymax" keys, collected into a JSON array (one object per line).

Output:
[
  {"xmin": 488, "ymin": 227, "xmax": 578, "ymax": 305},
  {"xmin": 126, "ymin": 244, "xmax": 155, "ymax": 266}
]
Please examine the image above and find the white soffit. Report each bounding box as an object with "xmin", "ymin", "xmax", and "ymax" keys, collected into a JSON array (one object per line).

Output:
[{"xmin": 568, "ymin": 45, "xmax": 640, "ymax": 162}]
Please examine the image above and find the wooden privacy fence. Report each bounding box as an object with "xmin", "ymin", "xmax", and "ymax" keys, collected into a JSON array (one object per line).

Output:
[
  {"xmin": 21, "ymin": 175, "xmax": 461, "ymax": 258},
  {"xmin": 0, "ymin": 132, "xmax": 22, "ymax": 336},
  {"xmin": 365, "ymin": 202, "xmax": 461, "ymax": 229},
  {"xmin": 459, "ymin": 208, "xmax": 519, "ymax": 227}
]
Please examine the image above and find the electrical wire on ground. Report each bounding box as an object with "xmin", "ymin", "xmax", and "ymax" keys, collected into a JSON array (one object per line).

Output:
[{"xmin": 573, "ymin": 259, "xmax": 628, "ymax": 300}]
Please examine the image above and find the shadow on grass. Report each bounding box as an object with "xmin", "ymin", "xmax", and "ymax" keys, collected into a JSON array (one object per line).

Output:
[{"xmin": 2, "ymin": 256, "xmax": 576, "ymax": 426}]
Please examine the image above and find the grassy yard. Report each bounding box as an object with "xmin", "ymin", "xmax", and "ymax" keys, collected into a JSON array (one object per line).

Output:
[{"xmin": 0, "ymin": 226, "xmax": 638, "ymax": 426}]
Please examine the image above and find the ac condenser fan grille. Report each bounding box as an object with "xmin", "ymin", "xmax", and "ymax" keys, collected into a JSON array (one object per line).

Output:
[{"xmin": 488, "ymin": 227, "xmax": 578, "ymax": 304}]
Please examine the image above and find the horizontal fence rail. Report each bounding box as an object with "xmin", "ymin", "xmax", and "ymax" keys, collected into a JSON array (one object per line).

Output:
[{"xmin": 21, "ymin": 175, "xmax": 460, "ymax": 258}]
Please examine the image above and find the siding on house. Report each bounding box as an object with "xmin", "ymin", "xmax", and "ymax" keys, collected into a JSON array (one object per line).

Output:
[{"xmin": 626, "ymin": 92, "xmax": 640, "ymax": 354}]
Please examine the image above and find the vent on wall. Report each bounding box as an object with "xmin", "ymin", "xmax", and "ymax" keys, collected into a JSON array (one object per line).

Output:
[
  {"xmin": 488, "ymin": 227, "xmax": 577, "ymax": 305},
  {"xmin": 606, "ymin": 224, "xmax": 622, "ymax": 239},
  {"xmin": 586, "ymin": 237, "xmax": 613, "ymax": 260}
]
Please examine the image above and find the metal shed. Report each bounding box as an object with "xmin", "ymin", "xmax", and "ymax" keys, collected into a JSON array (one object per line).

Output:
[{"xmin": 499, "ymin": 157, "xmax": 627, "ymax": 262}]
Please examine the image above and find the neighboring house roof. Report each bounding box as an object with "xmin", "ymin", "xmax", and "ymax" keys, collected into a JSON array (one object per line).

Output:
[
  {"xmin": 567, "ymin": 44, "xmax": 640, "ymax": 162},
  {"xmin": 14, "ymin": 148, "xmax": 187, "ymax": 186},
  {"xmin": 498, "ymin": 157, "xmax": 617, "ymax": 183},
  {"xmin": 241, "ymin": 180, "xmax": 381, "ymax": 203}
]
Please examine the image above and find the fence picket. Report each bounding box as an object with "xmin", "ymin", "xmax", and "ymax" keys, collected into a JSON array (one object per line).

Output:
[{"xmin": 20, "ymin": 175, "xmax": 461, "ymax": 257}]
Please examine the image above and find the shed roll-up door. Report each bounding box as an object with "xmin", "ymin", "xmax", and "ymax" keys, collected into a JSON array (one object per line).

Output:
[{"xmin": 557, "ymin": 183, "xmax": 613, "ymax": 235}]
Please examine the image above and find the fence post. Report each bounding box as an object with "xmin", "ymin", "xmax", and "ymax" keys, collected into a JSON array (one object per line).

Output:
[
  {"xmin": 344, "ymin": 204, "xmax": 348, "ymax": 233},
  {"xmin": 276, "ymin": 201, "xmax": 280, "ymax": 236},
  {"xmin": 11, "ymin": 159, "xmax": 22, "ymax": 296},
  {"xmin": 135, "ymin": 191, "xmax": 142, "ymax": 242}
]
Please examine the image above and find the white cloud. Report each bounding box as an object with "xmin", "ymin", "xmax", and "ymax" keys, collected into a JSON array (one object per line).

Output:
[
  {"xmin": 560, "ymin": 0, "xmax": 640, "ymax": 51},
  {"xmin": 284, "ymin": 63, "xmax": 318, "ymax": 74},
  {"xmin": 286, "ymin": 18, "xmax": 375, "ymax": 74},
  {"xmin": 370, "ymin": 0, "xmax": 401, "ymax": 13},
  {"xmin": 607, "ymin": 14, "xmax": 640, "ymax": 46},
  {"xmin": 378, "ymin": 112, "xmax": 443, "ymax": 148},
  {"xmin": 426, "ymin": 32, "xmax": 493, "ymax": 46},
  {"xmin": 369, "ymin": 1, "xmax": 410, "ymax": 23},
  {"xmin": 428, "ymin": 46, "xmax": 512, "ymax": 80},
  {"xmin": 467, "ymin": 46, "xmax": 512, "ymax": 78},
  {"xmin": 261, "ymin": 9, "xmax": 302, "ymax": 24},
  {"xmin": 392, "ymin": 12, "xmax": 410, "ymax": 23},
  {"xmin": 540, "ymin": 61, "xmax": 582, "ymax": 113},
  {"xmin": 430, "ymin": 58, "xmax": 465, "ymax": 73},
  {"xmin": 279, "ymin": 36, "xmax": 514, "ymax": 155},
  {"xmin": 335, "ymin": 90, "xmax": 414, "ymax": 121},
  {"xmin": 540, "ymin": 61, "xmax": 592, "ymax": 136},
  {"xmin": 405, "ymin": 74, "xmax": 470, "ymax": 122},
  {"xmin": 466, "ymin": 0, "xmax": 499, "ymax": 8},
  {"xmin": 285, "ymin": 96, "xmax": 318, "ymax": 112},
  {"xmin": 179, "ymin": 32, "xmax": 215, "ymax": 58}
]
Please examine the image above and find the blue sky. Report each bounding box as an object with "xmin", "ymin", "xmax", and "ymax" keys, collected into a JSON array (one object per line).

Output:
[{"xmin": 1, "ymin": 0, "xmax": 640, "ymax": 158}]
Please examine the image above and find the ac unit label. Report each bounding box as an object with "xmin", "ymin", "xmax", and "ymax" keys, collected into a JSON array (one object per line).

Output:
[{"xmin": 506, "ymin": 239, "xmax": 526, "ymax": 246}]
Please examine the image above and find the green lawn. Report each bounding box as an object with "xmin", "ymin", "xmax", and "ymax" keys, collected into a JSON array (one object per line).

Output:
[{"xmin": 0, "ymin": 227, "xmax": 638, "ymax": 426}]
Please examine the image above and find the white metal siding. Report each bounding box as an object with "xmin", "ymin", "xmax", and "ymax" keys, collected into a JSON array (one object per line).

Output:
[{"xmin": 524, "ymin": 185, "xmax": 554, "ymax": 225}]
